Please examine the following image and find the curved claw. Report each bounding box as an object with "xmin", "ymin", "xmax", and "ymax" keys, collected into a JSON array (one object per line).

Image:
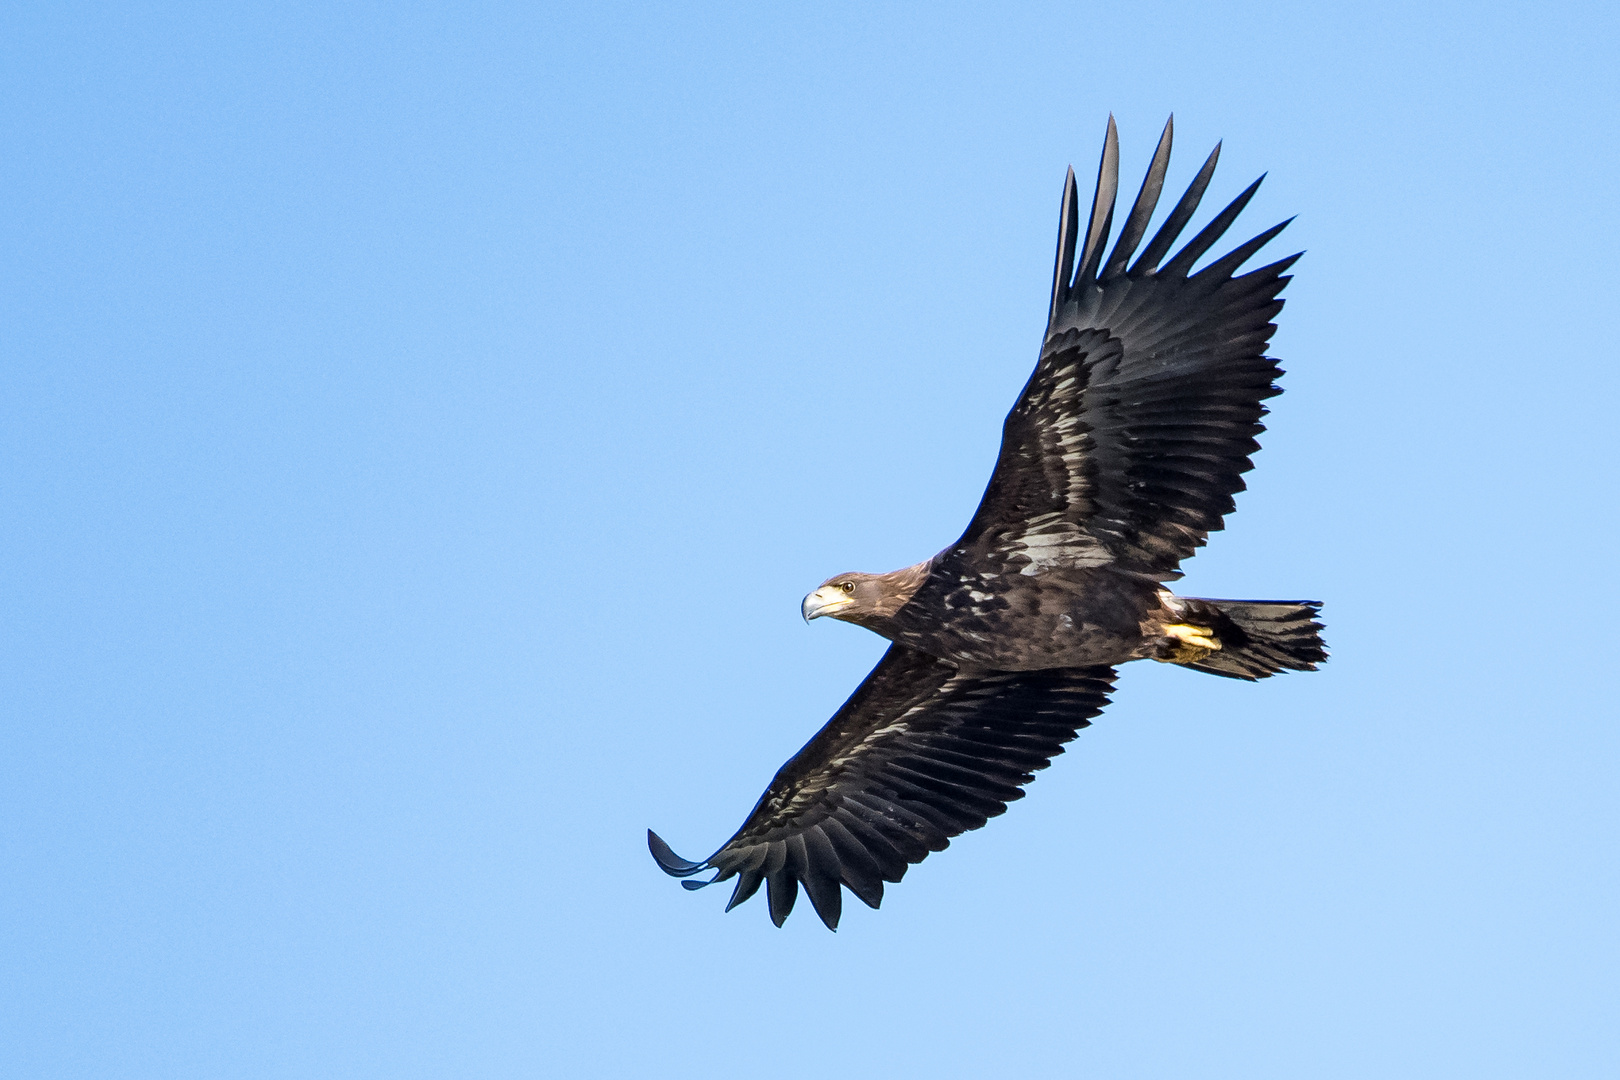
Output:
[{"xmin": 647, "ymin": 829, "xmax": 709, "ymax": 877}]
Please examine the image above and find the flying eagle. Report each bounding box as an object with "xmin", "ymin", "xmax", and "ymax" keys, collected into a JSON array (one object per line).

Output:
[{"xmin": 649, "ymin": 116, "xmax": 1326, "ymax": 930}]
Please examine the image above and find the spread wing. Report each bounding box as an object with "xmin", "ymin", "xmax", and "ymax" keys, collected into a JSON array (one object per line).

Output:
[
  {"xmin": 948, "ymin": 115, "xmax": 1298, "ymax": 582},
  {"xmin": 649, "ymin": 645, "xmax": 1115, "ymax": 929}
]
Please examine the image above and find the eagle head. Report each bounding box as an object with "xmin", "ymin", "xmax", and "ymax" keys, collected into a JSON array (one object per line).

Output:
[
  {"xmin": 801, "ymin": 573, "xmax": 876, "ymax": 623},
  {"xmin": 802, "ymin": 562, "xmax": 932, "ymax": 626}
]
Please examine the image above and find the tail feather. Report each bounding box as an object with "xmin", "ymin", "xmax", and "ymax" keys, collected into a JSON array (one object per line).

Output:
[{"xmin": 1165, "ymin": 598, "xmax": 1326, "ymax": 681}]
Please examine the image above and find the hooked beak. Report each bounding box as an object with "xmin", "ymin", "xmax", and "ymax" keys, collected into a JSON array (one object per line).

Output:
[{"xmin": 802, "ymin": 585, "xmax": 852, "ymax": 622}]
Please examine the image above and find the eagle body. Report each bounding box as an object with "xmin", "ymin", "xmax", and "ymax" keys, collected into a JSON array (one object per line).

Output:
[
  {"xmin": 649, "ymin": 117, "xmax": 1327, "ymax": 930},
  {"xmin": 876, "ymin": 561, "xmax": 1164, "ymax": 671}
]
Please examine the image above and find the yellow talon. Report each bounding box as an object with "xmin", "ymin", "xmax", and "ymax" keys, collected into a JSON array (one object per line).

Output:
[
  {"xmin": 1154, "ymin": 622, "xmax": 1222, "ymax": 664},
  {"xmin": 1164, "ymin": 623, "xmax": 1220, "ymax": 650}
]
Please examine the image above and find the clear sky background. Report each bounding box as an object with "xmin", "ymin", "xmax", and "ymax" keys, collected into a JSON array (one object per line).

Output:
[{"xmin": 4, "ymin": 2, "xmax": 1617, "ymax": 1077}]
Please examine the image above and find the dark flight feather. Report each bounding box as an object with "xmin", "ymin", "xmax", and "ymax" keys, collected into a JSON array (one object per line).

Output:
[
  {"xmin": 1160, "ymin": 174, "xmax": 1267, "ymax": 278},
  {"xmin": 1047, "ymin": 167, "xmax": 1081, "ymax": 326},
  {"xmin": 1130, "ymin": 141, "xmax": 1220, "ymax": 276},
  {"xmin": 1103, "ymin": 115, "xmax": 1174, "ymax": 279},
  {"xmin": 1073, "ymin": 115, "xmax": 1119, "ymax": 292}
]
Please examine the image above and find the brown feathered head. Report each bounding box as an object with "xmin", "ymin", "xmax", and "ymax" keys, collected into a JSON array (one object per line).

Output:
[{"xmin": 801, "ymin": 562, "xmax": 930, "ymax": 628}]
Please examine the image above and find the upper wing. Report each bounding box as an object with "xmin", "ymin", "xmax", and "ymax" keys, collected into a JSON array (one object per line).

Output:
[
  {"xmin": 649, "ymin": 644, "xmax": 1115, "ymax": 929},
  {"xmin": 949, "ymin": 116, "xmax": 1298, "ymax": 582}
]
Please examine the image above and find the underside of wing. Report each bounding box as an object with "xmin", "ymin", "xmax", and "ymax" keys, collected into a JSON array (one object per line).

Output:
[
  {"xmin": 957, "ymin": 116, "xmax": 1299, "ymax": 580},
  {"xmin": 649, "ymin": 645, "xmax": 1116, "ymax": 929}
]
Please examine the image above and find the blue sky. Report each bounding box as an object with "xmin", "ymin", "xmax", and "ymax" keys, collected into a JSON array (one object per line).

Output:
[{"xmin": 3, "ymin": 2, "xmax": 1617, "ymax": 1077}]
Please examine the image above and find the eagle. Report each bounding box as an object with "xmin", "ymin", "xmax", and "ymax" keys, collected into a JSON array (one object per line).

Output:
[{"xmin": 649, "ymin": 116, "xmax": 1326, "ymax": 930}]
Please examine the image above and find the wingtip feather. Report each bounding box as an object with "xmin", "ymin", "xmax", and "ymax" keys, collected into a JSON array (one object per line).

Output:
[
  {"xmin": 724, "ymin": 869, "xmax": 764, "ymax": 912},
  {"xmin": 804, "ymin": 877, "xmax": 843, "ymax": 931},
  {"xmin": 1103, "ymin": 114, "xmax": 1174, "ymax": 279},
  {"xmin": 1161, "ymin": 172, "xmax": 1266, "ymax": 278},
  {"xmin": 647, "ymin": 829, "xmax": 708, "ymax": 877},
  {"xmin": 1074, "ymin": 116, "xmax": 1120, "ymax": 291},
  {"xmin": 1131, "ymin": 139, "xmax": 1222, "ymax": 275},
  {"xmin": 1191, "ymin": 216, "xmax": 1294, "ymax": 282},
  {"xmin": 1047, "ymin": 166, "xmax": 1081, "ymax": 326},
  {"xmin": 766, "ymin": 873, "xmax": 798, "ymax": 927}
]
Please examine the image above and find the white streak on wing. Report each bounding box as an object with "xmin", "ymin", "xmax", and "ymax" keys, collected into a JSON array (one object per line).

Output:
[
  {"xmin": 1000, "ymin": 355, "xmax": 1114, "ymax": 576},
  {"xmin": 1009, "ymin": 513, "xmax": 1112, "ymax": 575},
  {"xmin": 825, "ymin": 720, "xmax": 910, "ymax": 770},
  {"xmin": 868, "ymin": 721, "xmax": 909, "ymax": 740}
]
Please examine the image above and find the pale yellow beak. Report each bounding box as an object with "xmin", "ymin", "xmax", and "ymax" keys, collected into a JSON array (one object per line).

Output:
[{"xmin": 802, "ymin": 585, "xmax": 853, "ymax": 622}]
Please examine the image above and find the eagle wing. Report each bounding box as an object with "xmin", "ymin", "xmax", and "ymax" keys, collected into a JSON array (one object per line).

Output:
[
  {"xmin": 649, "ymin": 644, "xmax": 1115, "ymax": 929},
  {"xmin": 949, "ymin": 116, "xmax": 1298, "ymax": 582}
]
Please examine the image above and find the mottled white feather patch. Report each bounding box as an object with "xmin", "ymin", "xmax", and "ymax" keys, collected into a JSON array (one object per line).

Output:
[{"xmin": 1007, "ymin": 512, "xmax": 1112, "ymax": 575}]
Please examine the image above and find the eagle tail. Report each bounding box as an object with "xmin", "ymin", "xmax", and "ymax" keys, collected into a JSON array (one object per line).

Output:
[{"xmin": 1158, "ymin": 598, "xmax": 1326, "ymax": 681}]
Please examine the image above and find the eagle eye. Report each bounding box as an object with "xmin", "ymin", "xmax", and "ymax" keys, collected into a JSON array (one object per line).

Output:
[{"xmin": 840, "ymin": 581, "xmax": 855, "ymax": 594}]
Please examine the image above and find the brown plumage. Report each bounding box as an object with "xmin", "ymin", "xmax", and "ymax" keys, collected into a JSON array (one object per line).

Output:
[{"xmin": 650, "ymin": 116, "xmax": 1326, "ymax": 929}]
